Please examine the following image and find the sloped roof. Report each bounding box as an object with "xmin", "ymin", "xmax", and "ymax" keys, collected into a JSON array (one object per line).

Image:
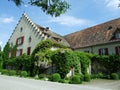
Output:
[
  {"xmin": 64, "ymin": 18, "xmax": 120, "ymax": 49},
  {"xmin": 35, "ymin": 24, "xmax": 70, "ymax": 47}
]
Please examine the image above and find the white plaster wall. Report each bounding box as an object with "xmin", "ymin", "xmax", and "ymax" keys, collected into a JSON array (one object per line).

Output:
[
  {"xmin": 77, "ymin": 42, "xmax": 120, "ymax": 55},
  {"xmin": 8, "ymin": 14, "xmax": 47, "ymax": 55}
]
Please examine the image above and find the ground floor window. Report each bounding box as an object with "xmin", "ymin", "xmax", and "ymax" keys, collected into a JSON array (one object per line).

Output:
[{"xmin": 16, "ymin": 49, "xmax": 23, "ymax": 56}]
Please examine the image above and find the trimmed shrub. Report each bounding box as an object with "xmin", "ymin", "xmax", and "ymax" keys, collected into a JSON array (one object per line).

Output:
[
  {"xmin": 111, "ymin": 73, "xmax": 119, "ymax": 80},
  {"xmin": 51, "ymin": 73, "xmax": 61, "ymax": 82},
  {"xmin": 9, "ymin": 70, "xmax": 16, "ymax": 76},
  {"xmin": 20, "ymin": 71, "xmax": 28, "ymax": 77},
  {"xmin": 70, "ymin": 75, "xmax": 82, "ymax": 84},
  {"xmin": 84, "ymin": 74, "xmax": 91, "ymax": 82},
  {"xmin": 1, "ymin": 69, "xmax": 8, "ymax": 75}
]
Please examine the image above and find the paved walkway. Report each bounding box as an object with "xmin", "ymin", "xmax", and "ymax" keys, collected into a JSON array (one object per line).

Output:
[{"xmin": 0, "ymin": 75, "xmax": 119, "ymax": 90}]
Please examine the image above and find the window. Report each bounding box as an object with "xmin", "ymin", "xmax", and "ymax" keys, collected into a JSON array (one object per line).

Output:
[
  {"xmin": 11, "ymin": 42, "xmax": 13, "ymax": 47},
  {"xmin": 115, "ymin": 33, "xmax": 120, "ymax": 39},
  {"xmin": 20, "ymin": 27, "xmax": 23, "ymax": 32},
  {"xmin": 27, "ymin": 47, "xmax": 31, "ymax": 55},
  {"xmin": 84, "ymin": 50, "xmax": 89, "ymax": 53},
  {"xmin": 16, "ymin": 36, "xmax": 24, "ymax": 45},
  {"xmin": 16, "ymin": 49, "xmax": 23, "ymax": 56},
  {"xmin": 99, "ymin": 48, "xmax": 108, "ymax": 55},
  {"xmin": 28, "ymin": 36, "xmax": 32, "ymax": 43},
  {"xmin": 115, "ymin": 46, "xmax": 120, "ymax": 55},
  {"xmin": 108, "ymin": 26, "xmax": 112, "ymax": 30}
]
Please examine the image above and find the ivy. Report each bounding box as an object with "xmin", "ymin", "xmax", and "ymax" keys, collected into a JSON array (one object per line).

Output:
[
  {"xmin": 75, "ymin": 51, "xmax": 90, "ymax": 74},
  {"xmin": 91, "ymin": 54, "xmax": 120, "ymax": 74},
  {"xmin": 52, "ymin": 49, "xmax": 80, "ymax": 78},
  {"xmin": 30, "ymin": 39, "xmax": 67, "ymax": 76}
]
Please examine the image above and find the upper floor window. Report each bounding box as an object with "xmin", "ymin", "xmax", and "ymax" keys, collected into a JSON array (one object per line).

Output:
[
  {"xmin": 28, "ymin": 36, "xmax": 32, "ymax": 43},
  {"xmin": 16, "ymin": 36, "xmax": 24, "ymax": 45},
  {"xmin": 99, "ymin": 48, "xmax": 108, "ymax": 55},
  {"xmin": 20, "ymin": 27, "xmax": 23, "ymax": 32}
]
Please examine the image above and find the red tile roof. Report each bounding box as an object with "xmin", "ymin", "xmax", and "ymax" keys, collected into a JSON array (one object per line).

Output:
[{"xmin": 64, "ymin": 18, "xmax": 120, "ymax": 49}]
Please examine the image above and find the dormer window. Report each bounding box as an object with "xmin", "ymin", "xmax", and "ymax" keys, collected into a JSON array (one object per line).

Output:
[
  {"xmin": 108, "ymin": 26, "xmax": 112, "ymax": 30},
  {"xmin": 115, "ymin": 32, "xmax": 120, "ymax": 39}
]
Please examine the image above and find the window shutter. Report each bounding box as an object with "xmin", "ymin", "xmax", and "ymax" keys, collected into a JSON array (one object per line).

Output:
[
  {"xmin": 20, "ymin": 49, "xmax": 23, "ymax": 56},
  {"xmin": 27, "ymin": 47, "xmax": 31, "ymax": 55},
  {"xmin": 16, "ymin": 38, "xmax": 18, "ymax": 45},
  {"xmin": 99, "ymin": 49, "xmax": 101, "ymax": 55},
  {"xmin": 115, "ymin": 47, "xmax": 119, "ymax": 55},
  {"xmin": 22, "ymin": 36, "xmax": 24, "ymax": 44},
  {"xmin": 105, "ymin": 48, "xmax": 108, "ymax": 55}
]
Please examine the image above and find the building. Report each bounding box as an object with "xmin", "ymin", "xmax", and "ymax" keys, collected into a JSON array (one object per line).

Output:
[
  {"xmin": 8, "ymin": 13, "xmax": 70, "ymax": 56},
  {"xmin": 64, "ymin": 18, "xmax": 120, "ymax": 55},
  {"xmin": 8, "ymin": 13, "xmax": 120, "ymax": 56}
]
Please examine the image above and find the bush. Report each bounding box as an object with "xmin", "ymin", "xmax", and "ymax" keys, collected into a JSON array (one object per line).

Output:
[
  {"xmin": 51, "ymin": 73, "xmax": 61, "ymax": 82},
  {"xmin": 20, "ymin": 71, "xmax": 28, "ymax": 77},
  {"xmin": 39, "ymin": 74, "xmax": 46, "ymax": 79},
  {"xmin": 1, "ymin": 69, "xmax": 8, "ymax": 75},
  {"xmin": 111, "ymin": 73, "xmax": 119, "ymax": 80},
  {"xmin": 75, "ymin": 73, "xmax": 84, "ymax": 81},
  {"xmin": 84, "ymin": 74, "xmax": 91, "ymax": 82},
  {"xmin": 9, "ymin": 70, "xmax": 16, "ymax": 76},
  {"xmin": 59, "ymin": 79, "xmax": 70, "ymax": 83},
  {"xmin": 91, "ymin": 73, "xmax": 104, "ymax": 79},
  {"xmin": 97, "ymin": 73, "xmax": 104, "ymax": 78},
  {"xmin": 70, "ymin": 75, "xmax": 82, "ymax": 84}
]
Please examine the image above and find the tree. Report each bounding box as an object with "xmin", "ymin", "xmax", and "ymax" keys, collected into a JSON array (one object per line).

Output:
[
  {"xmin": 3, "ymin": 42, "xmax": 10, "ymax": 59},
  {"xmin": 8, "ymin": 0, "xmax": 70, "ymax": 17},
  {"xmin": 0, "ymin": 49, "xmax": 3, "ymax": 69}
]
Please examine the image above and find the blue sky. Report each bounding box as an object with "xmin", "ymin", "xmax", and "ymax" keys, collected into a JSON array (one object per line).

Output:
[{"xmin": 0, "ymin": 0, "xmax": 120, "ymax": 49}]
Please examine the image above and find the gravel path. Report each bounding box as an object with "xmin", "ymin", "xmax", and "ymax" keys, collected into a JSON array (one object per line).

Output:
[{"xmin": 0, "ymin": 75, "xmax": 119, "ymax": 90}]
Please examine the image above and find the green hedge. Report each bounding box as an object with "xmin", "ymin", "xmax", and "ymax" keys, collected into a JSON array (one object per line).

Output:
[
  {"xmin": 9, "ymin": 70, "xmax": 16, "ymax": 76},
  {"xmin": 1, "ymin": 69, "xmax": 8, "ymax": 75},
  {"xmin": 39, "ymin": 74, "xmax": 46, "ymax": 79}
]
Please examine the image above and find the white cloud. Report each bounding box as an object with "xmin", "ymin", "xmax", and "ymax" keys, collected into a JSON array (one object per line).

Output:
[
  {"xmin": 105, "ymin": 0, "xmax": 120, "ymax": 9},
  {"xmin": 0, "ymin": 16, "xmax": 15, "ymax": 23},
  {"xmin": 94, "ymin": 0, "xmax": 120, "ymax": 10},
  {"xmin": 24, "ymin": 4, "xmax": 28, "ymax": 7},
  {"xmin": 48, "ymin": 15, "xmax": 92, "ymax": 27}
]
